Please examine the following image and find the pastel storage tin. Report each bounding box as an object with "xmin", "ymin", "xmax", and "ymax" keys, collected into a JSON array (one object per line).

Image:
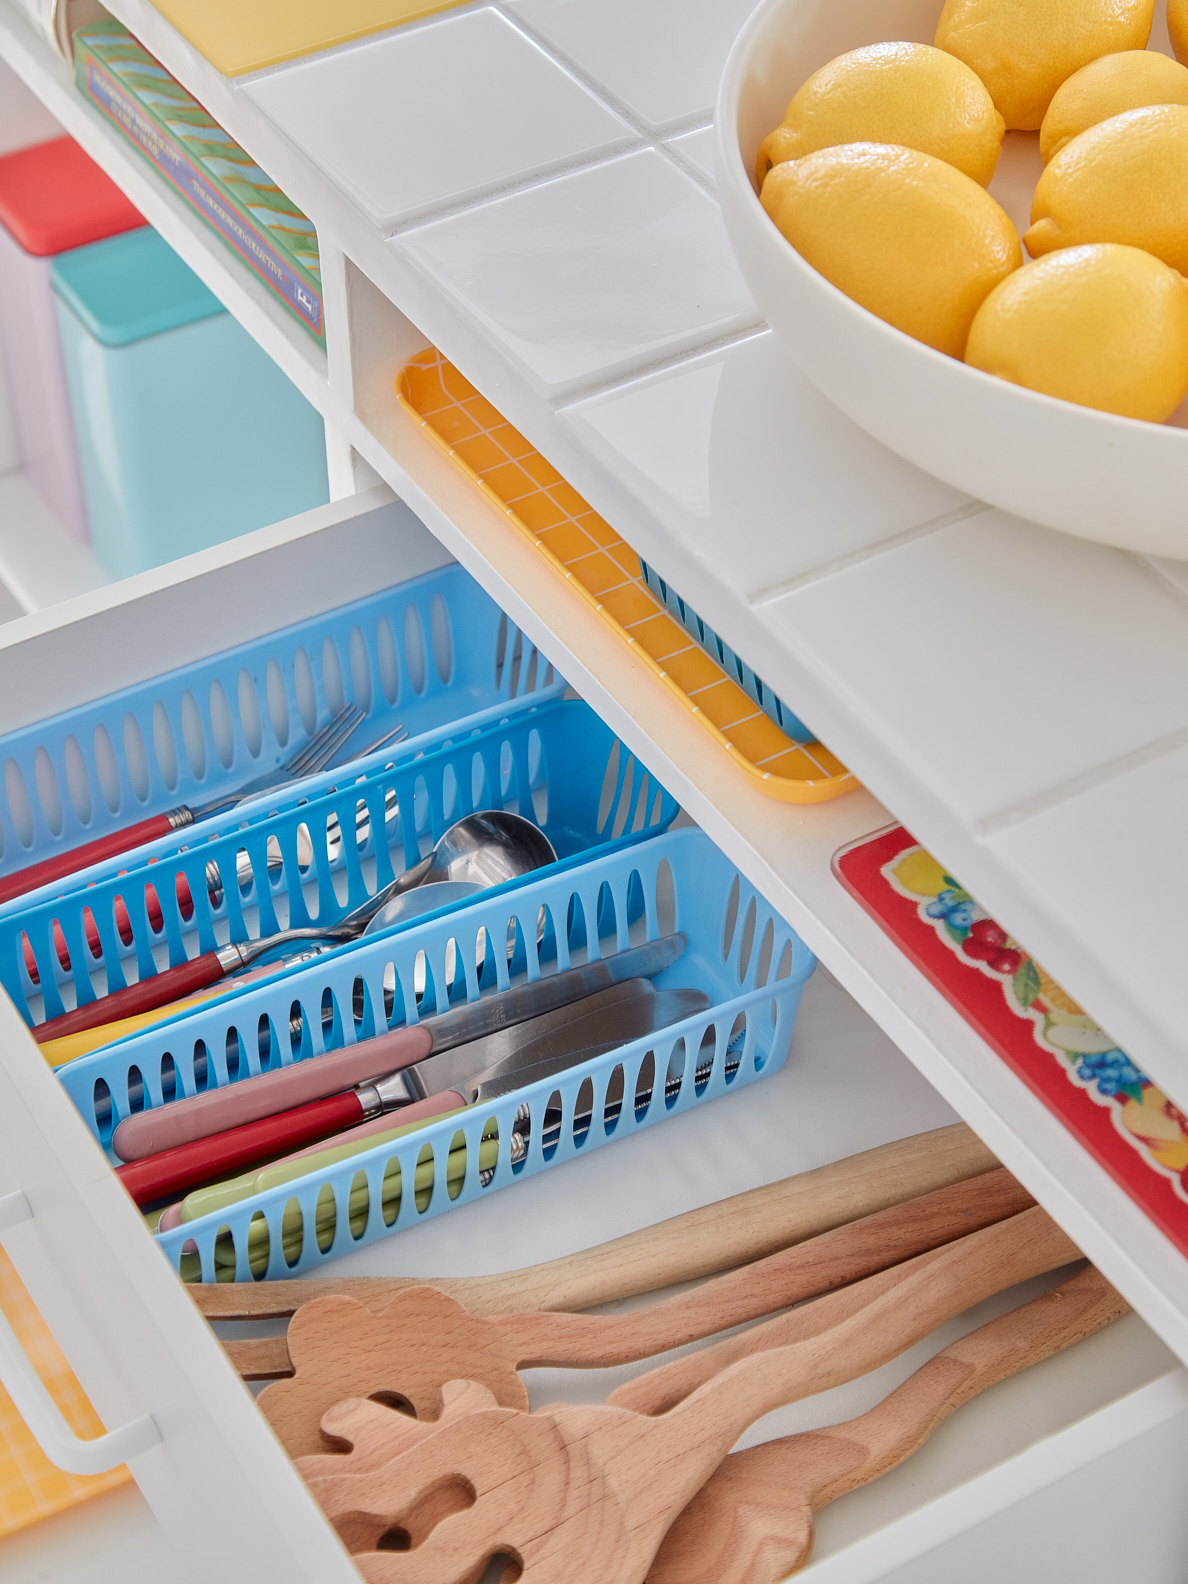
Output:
[
  {"xmin": 51, "ymin": 226, "xmax": 329, "ymax": 578},
  {"xmin": 0, "ymin": 134, "xmax": 144, "ymax": 543}
]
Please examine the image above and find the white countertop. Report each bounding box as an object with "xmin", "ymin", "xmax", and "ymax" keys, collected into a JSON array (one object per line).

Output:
[
  {"xmin": 44, "ymin": 0, "xmax": 1181, "ymax": 1111},
  {"xmin": 3, "ymin": 0, "xmax": 1188, "ymax": 1363}
]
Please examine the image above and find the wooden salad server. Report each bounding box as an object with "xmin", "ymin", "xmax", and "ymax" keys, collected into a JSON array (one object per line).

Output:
[
  {"xmin": 192, "ymin": 1122, "xmax": 999, "ymax": 1322},
  {"xmin": 605, "ymin": 1203, "xmax": 1089, "ymax": 1419},
  {"xmin": 647, "ymin": 1265, "xmax": 1129, "ymax": 1584},
  {"xmin": 294, "ymin": 1206, "xmax": 1081, "ymax": 1584},
  {"xmin": 246, "ymin": 1169, "xmax": 1033, "ymax": 1453}
]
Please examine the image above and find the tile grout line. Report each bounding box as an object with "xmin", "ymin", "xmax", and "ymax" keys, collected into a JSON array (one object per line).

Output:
[
  {"xmin": 974, "ymin": 724, "xmax": 1188, "ymax": 841},
  {"xmin": 242, "ymin": 4, "xmax": 720, "ymax": 240},
  {"xmin": 746, "ymin": 501, "xmax": 994, "ymax": 606},
  {"xmin": 552, "ymin": 323, "xmax": 770, "ymax": 409},
  {"xmin": 381, "ymin": 138, "xmax": 647, "ymax": 238},
  {"xmin": 492, "ymin": 3, "xmax": 668, "ymax": 139},
  {"xmin": 236, "ymin": 7, "xmax": 748, "ymax": 410},
  {"xmin": 493, "ymin": 7, "xmax": 719, "ymax": 195}
]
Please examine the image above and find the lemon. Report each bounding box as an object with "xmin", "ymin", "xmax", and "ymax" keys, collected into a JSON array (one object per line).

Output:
[
  {"xmin": 1040, "ymin": 49, "xmax": 1188, "ymax": 160},
  {"xmin": 965, "ymin": 244, "xmax": 1188, "ymax": 420},
  {"xmin": 1171, "ymin": 0, "xmax": 1188, "ymax": 64},
  {"xmin": 761, "ymin": 144, "xmax": 1021, "ymax": 357},
  {"xmin": 935, "ymin": 0, "xmax": 1155, "ymax": 129},
  {"xmin": 1025, "ymin": 104, "xmax": 1188, "ymax": 274},
  {"xmin": 755, "ymin": 42, "xmax": 1005, "ymax": 188}
]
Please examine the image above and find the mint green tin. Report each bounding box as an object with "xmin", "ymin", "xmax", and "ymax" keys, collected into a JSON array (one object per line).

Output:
[{"xmin": 52, "ymin": 228, "xmax": 329, "ymax": 579}]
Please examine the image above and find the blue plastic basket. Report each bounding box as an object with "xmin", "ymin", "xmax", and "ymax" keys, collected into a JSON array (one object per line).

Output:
[
  {"xmin": 638, "ymin": 560, "xmax": 814, "ymax": 742},
  {"xmin": 6, "ymin": 697, "xmax": 678, "ymax": 1029},
  {"xmin": 0, "ymin": 560, "xmax": 560, "ymax": 894},
  {"xmin": 119, "ymin": 825, "xmax": 816, "ymax": 1281}
]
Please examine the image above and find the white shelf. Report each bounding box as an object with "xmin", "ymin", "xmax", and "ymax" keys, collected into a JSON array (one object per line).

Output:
[
  {"xmin": 3, "ymin": 0, "xmax": 1188, "ymax": 1375},
  {"xmin": 0, "ymin": 466, "xmax": 111, "ymax": 612}
]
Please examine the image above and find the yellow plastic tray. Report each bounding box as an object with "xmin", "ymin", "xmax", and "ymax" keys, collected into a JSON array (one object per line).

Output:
[
  {"xmin": 0, "ymin": 1249, "xmax": 129, "ymax": 1538},
  {"xmin": 148, "ymin": 0, "xmax": 469, "ymax": 77},
  {"xmin": 398, "ymin": 350, "xmax": 857, "ymax": 804}
]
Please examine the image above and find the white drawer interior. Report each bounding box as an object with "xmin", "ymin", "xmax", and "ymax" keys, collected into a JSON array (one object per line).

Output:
[{"xmin": 0, "ymin": 491, "xmax": 1184, "ymax": 1584}]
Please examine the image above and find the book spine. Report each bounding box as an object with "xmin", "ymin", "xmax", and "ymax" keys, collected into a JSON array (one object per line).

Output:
[{"xmin": 75, "ymin": 44, "xmax": 325, "ymax": 342}]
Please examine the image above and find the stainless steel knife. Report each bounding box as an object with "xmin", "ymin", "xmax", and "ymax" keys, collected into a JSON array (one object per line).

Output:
[
  {"xmin": 361, "ymin": 986, "xmax": 712, "ymax": 1120},
  {"xmin": 288, "ymin": 931, "xmax": 687, "ymax": 1050}
]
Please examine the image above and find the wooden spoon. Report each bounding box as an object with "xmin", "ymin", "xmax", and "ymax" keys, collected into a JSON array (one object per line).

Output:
[
  {"xmin": 647, "ymin": 1264, "xmax": 1128, "ymax": 1584},
  {"xmin": 252, "ymin": 1168, "xmax": 1031, "ymax": 1452},
  {"xmin": 191, "ymin": 1122, "xmax": 996, "ymax": 1321},
  {"xmin": 296, "ymin": 1206, "xmax": 1079, "ymax": 1584}
]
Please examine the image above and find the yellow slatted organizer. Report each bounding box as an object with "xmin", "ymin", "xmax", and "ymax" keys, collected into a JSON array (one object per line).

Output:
[{"xmin": 399, "ymin": 349, "xmax": 857, "ymax": 804}]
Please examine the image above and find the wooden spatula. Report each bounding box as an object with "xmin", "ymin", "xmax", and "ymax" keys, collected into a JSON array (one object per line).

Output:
[
  {"xmin": 647, "ymin": 1264, "xmax": 1128, "ymax": 1584},
  {"xmin": 249, "ymin": 1169, "xmax": 1031, "ymax": 1453},
  {"xmin": 191, "ymin": 1122, "xmax": 997, "ymax": 1322},
  {"xmin": 604, "ymin": 1192, "xmax": 1080, "ymax": 1417},
  {"xmin": 296, "ymin": 1206, "xmax": 1079, "ymax": 1584}
]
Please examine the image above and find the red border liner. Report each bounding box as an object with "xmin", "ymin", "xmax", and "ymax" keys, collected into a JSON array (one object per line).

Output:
[{"xmin": 835, "ymin": 823, "xmax": 1188, "ymax": 1261}]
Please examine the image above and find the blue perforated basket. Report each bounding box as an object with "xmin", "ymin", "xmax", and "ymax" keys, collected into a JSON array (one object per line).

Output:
[
  {"xmin": 0, "ymin": 561, "xmax": 561, "ymax": 894},
  {"xmin": 116, "ymin": 825, "xmax": 815, "ymax": 1280},
  {"xmin": 3, "ymin": 696, "xmax": 678, "ymax": 1027}
]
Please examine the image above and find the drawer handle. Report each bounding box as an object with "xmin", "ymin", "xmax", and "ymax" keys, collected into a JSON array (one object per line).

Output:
[{"xmin": 0, "ymin": 1191, "xmax": 162, "ymax": 1474}]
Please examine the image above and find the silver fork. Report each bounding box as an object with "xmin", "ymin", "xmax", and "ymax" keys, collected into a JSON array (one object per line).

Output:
[
  {"xmin": 167, "ymin": 703, "xmax": 365, "ymax": 830},
  {"xmin": 1, "ymin": 708, "xmax": 406, "ymax": 909},
  {"xmin": 199, "ymin": 710, "xmax": 411, "ymax": 897}
]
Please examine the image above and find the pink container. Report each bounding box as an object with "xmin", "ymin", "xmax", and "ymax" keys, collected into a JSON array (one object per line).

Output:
[{"xmin": 0, "ymin": 136, "xmax": 144, "ymax": 543}]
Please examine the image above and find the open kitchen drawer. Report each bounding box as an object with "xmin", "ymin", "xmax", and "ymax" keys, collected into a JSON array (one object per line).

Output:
[{"xmin": 1, "ymin": 487, "xmax": 1187, "ymax": 1584}]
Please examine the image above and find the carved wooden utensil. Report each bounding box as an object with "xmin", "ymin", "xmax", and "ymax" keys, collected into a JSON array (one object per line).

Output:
[
  {"xmin": 192, "ymin": 1121, "xmax": 997, "ymax": 1321},
  {"xmin": 603, "ymin": 1190, "xmax": 1077, "ymax": 1417},
  {"xmin": 647, "ymin": 1264, "xmax": 1128, "ymax": 1584},
  {"xmin": 253, "ymin": 1168, "xmax": 1031, "ymax": 1453},
  {"xmin": 295, "ymin": 1206, "xmax": 1080, "ymax": 1584}
]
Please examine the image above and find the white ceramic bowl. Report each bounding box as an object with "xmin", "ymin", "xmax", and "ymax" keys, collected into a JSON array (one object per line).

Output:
[{"xmin": 715, "ymin": 0, "xmax": 1188, "ymax": 559}]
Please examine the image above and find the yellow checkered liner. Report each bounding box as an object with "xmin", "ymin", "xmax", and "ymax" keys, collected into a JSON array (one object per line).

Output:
[
  {"xmin": 144, "ymin": 0, "xmax": 470, "ymax": 76},
  {"xmin": 0, "ymin": 1248, "xmax": 129, "ymax": 1539},
  {"xmin": 398, "ymin": 350, "xmax": 857, "ymax": 804}
]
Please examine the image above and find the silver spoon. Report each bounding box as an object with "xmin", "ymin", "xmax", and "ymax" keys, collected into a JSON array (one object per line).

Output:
[
  {"xmin": 36, "ymin": 813, "xmax": 560, "ymax": 1044},
  {"xmin": 361, "ymin": 880, "xmax": 482, "ymax": 936},
  {"xmin": 220, "ymin": 810, "xmax": 557, "ymax": 973}
]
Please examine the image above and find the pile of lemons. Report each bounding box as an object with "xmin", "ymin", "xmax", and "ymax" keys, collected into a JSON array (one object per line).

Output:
[{"xmin": 758, "ymin": 0, "xmax": 1188, "ymax": 423}]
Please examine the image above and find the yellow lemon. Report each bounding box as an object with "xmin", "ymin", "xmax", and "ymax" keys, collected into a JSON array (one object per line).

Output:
[
  {"xmin": 935, "ymin": 0, "xmax": 1155, "ymax": 129},
  {"xmin": 1040, "ymin": 49, "xmax": 1188, "ymax": 160},
  {"xmin": 1026, "ymin": 104, "xmax": 1188, "ymax": 274},
  {"xmin": 755, "ymin": 42, "xmax": 1005, "ymax": 188},
  {"xmin": 761, "ymin": 144, "xmax": 1021, "ymax": 357},
  {"xmin": 1171, "ymin": 0, "xmax": 1188, "ymax": 64},
  {"xmin": 965, "ymin": 244, "xmax": 1188, "ymax": 420}
]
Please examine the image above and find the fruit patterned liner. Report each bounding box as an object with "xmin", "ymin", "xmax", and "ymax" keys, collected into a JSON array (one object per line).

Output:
[
  {"xmin": 398, "ymin": 349, "xmax": 857, "ymax": 804},
  {"xmin": 0, "ymin": 1248, "xmax": 129, "ymax": 1536},
  {"xmin": 834, "ymin": 823, "xmax": 1188, "ymax": 1260}
]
